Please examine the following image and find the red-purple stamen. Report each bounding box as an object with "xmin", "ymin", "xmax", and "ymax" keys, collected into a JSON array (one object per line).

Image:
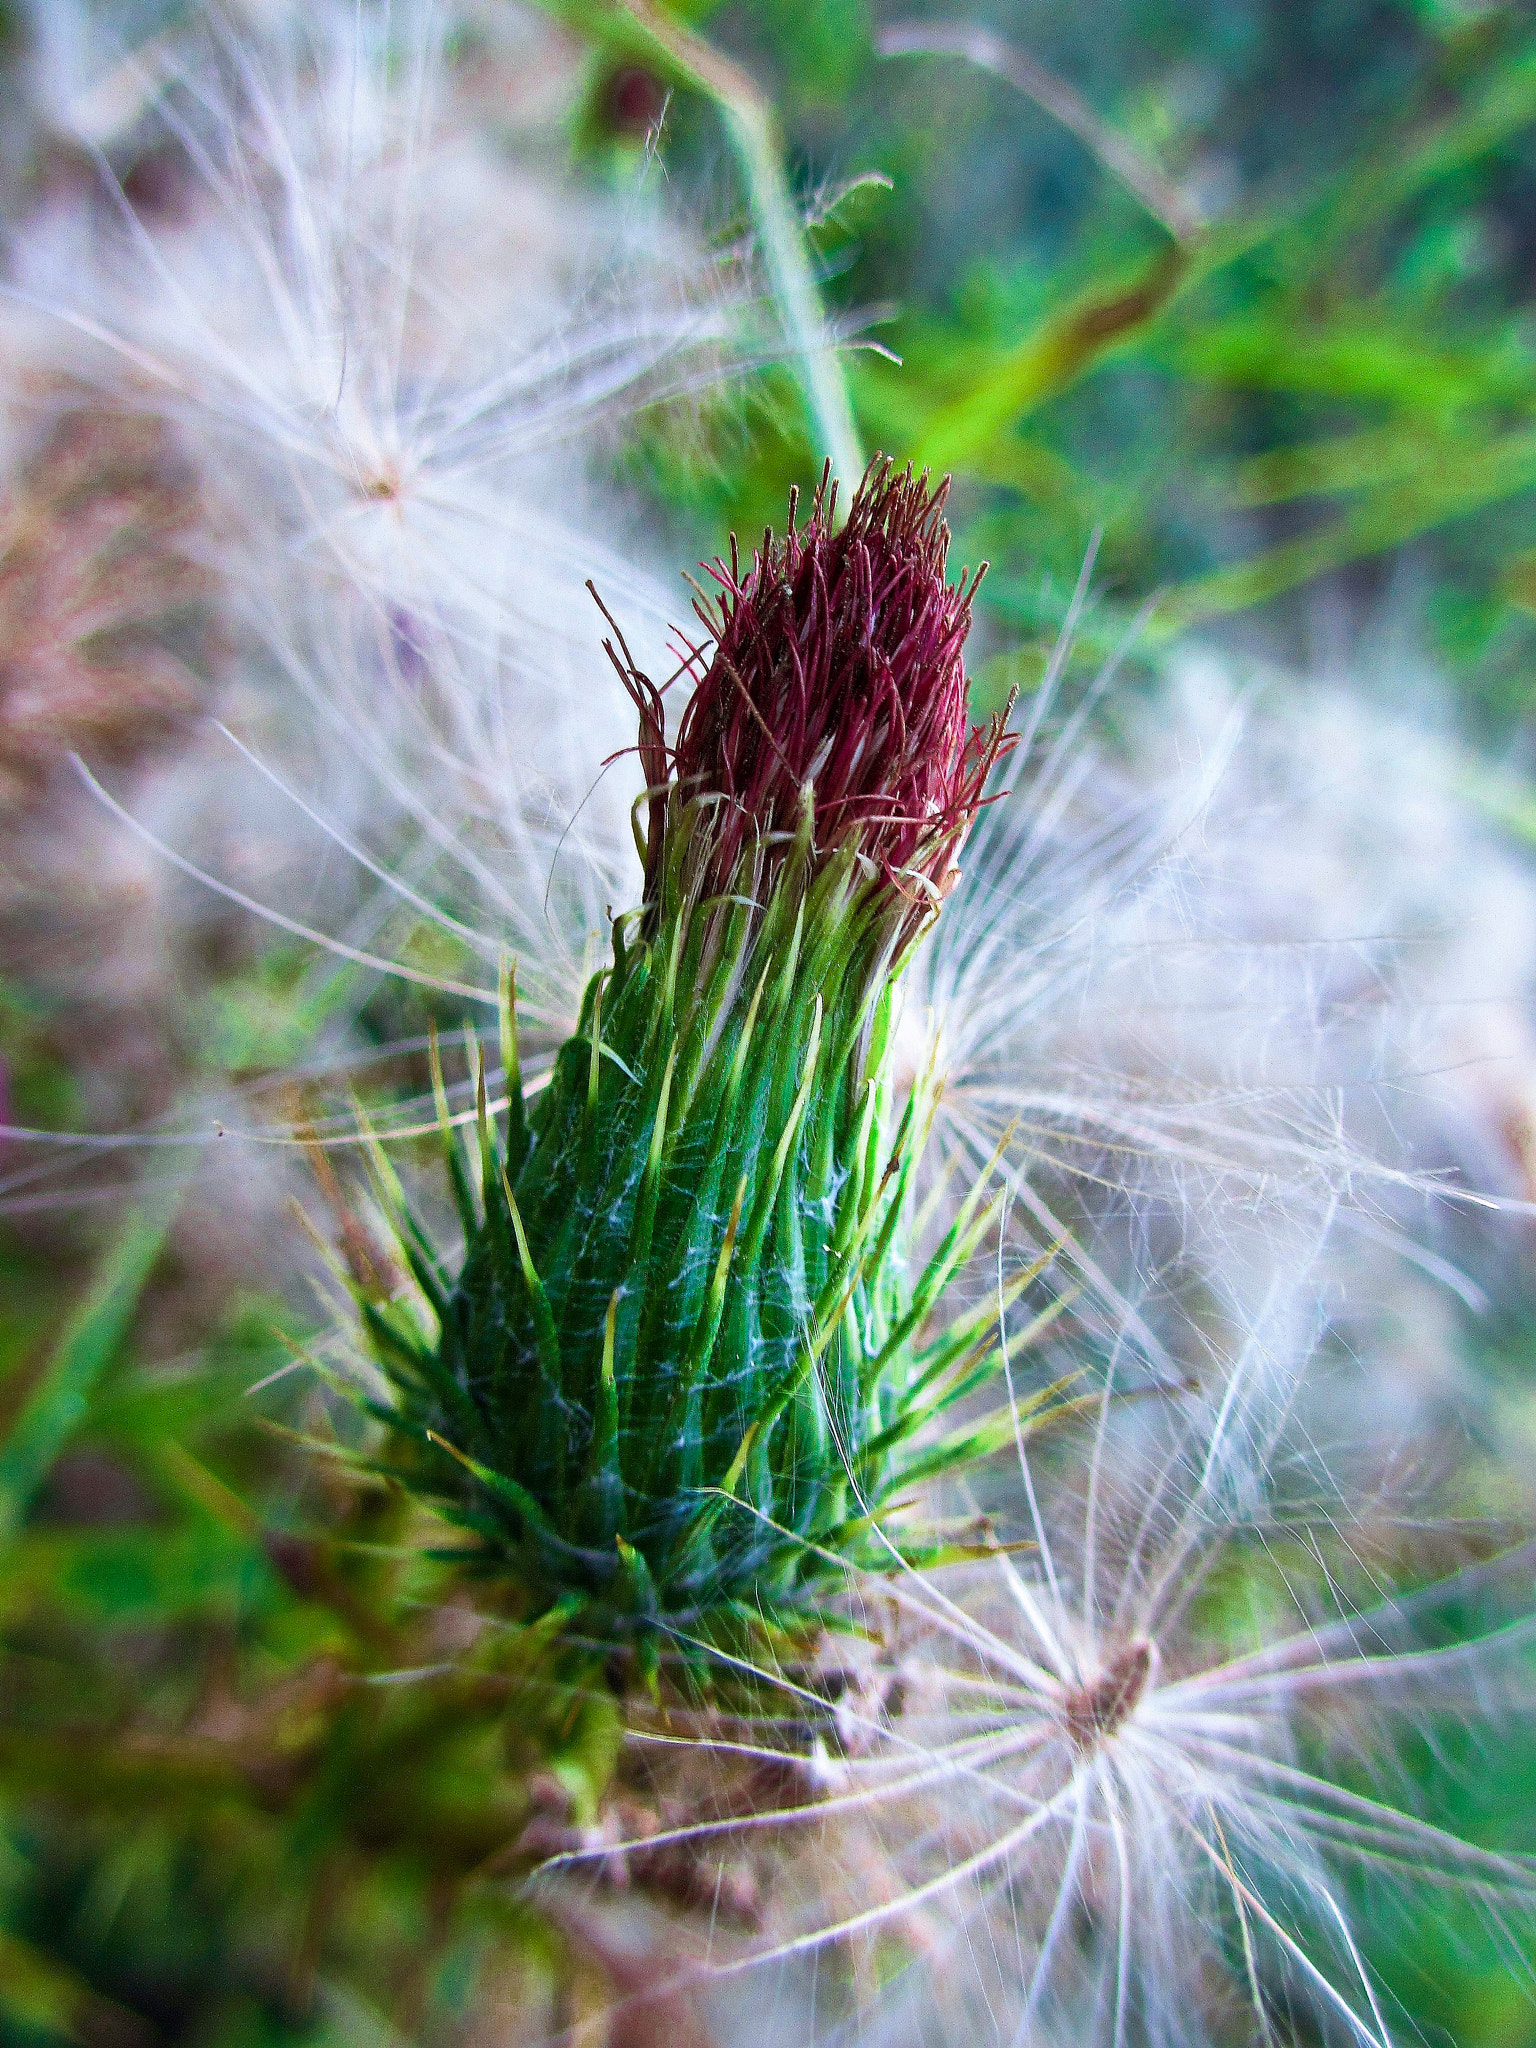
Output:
[{"xmin": 598, "ymin": 459, "xmax": 1012, "ymax": 945}]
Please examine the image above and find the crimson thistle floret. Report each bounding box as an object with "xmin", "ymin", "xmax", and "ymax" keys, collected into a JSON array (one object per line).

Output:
[
  {"xmin": 624, "ymin": 460, "xmax": 1002, "ymax": 958},
  {"xmin": 358, "ymin": 461, "xmax": 1031, "ymax": 1635}
]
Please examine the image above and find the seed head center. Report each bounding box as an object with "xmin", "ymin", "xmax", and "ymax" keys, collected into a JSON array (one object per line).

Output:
[{"xmin": 1060, "ymin": 1638, "xmax": 1154, "ymax": 1752}]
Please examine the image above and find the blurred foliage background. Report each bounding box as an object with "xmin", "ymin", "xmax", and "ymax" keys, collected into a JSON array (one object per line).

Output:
[
  {"xmin": 1, "ymin": 1, "xmax": 1535, "ymax": 2044},
  {"xmin": 597, "ymin": 0, "xmax": 1536, "ymax": 742}
]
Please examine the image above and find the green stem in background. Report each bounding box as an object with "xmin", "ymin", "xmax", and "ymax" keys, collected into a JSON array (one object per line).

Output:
[
  {"xmin": 542, "ymin": 0, "xmax": 863, "ymax": 491},
  {"xmin": 877, "ymin": 22, "xmax": 1204, "ymax": 244},
  {"xmin": 0, "ymin": 1171, "xmax": 185, "ymax": 1542},
  {"xmin": 1147, "ymin": 421, "xmax": 1536, "ymax": 640}
]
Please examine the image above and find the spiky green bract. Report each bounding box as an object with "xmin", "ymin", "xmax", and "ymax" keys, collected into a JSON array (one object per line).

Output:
[{"xmin": 361, "ymin": 464, "xmax": 1026, "ymax": 1635}]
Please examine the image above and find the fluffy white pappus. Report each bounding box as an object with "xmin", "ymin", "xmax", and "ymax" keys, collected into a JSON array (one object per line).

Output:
[
  {"xmin": 14, "ymin": 0, "xmax": 749, "ymax": 570},
  {"xmin": 556, "ymin": 1315, "xmax": 1536, "ymax": 2048},
  {"xmin": 908, "ymin": 640, "xmax": 1536, "ymax": 1435},
  {"xmin": 1146, "ymin": 655, "xmax": 1536, "ymax": 1222},
  {"xmin": 0, "ymin": 0, "xmax": 763, "ymax": 1162},
  {"xmin": 0, "ymin": 1, "xmax": 746, "ymax": 1290},
  {"xmin": 3, "ymin": 0, "xmax": 753, "ymax": 973}
]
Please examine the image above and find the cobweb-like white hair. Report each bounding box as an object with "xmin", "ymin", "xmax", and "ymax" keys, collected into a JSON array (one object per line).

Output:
[
  {"xmin": 910, "ymin": 625, "xmax": 1536, "ymax": 1448},
  {"xmin": 531, "ymin": 1263, "xmax": 1536, "ymax": 2048},
  {"xmin": 0, "ymin": 0, "xmax": 757, "ymax": 1243}
]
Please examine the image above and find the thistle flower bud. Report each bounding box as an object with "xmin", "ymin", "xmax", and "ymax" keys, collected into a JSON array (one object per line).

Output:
[
  {"xmin": 620, "ymin": 459, "xmax": 1010, "ymax": 971},
  {"xmin": 362, "ymin": 462, "xmax": 1033, "ymax": 1636}
]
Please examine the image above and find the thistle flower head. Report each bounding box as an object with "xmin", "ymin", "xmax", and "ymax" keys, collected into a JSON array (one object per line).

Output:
[
  {"xmin": 617, "ymin": 459, "xmax": 1011, "ymax": 959},
  {"xmin": 356, "ymin": 464, "xmax": 1043, "ymax": 1634}
]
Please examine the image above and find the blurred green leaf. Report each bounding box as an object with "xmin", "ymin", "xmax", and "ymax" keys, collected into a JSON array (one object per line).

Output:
[
  {"xmin": 0, "ymin": 1927, "xmax": 146, "ymax": 2047},
  {"xmin": 0, "ymin": 1180, "xmax": 186, "ymax": 1542}
]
